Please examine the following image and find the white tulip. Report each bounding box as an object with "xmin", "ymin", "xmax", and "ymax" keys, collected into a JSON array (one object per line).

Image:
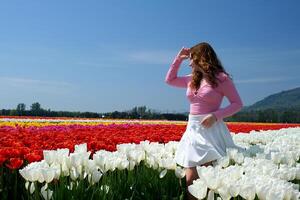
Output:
[
  {"xmin": 197, "ymin": 166, "xmax": 221, "ymax": 190},
  {"xmin": 70, "ymin": 167, "xmax": 78, "ymax": 181},
  {"xmin": 216, "ymin": 184, "xmax": 231, "ymax": 200},
  {"xmin": 216, "ymin": 156, "xmax": 230, "ymax": 168},
  {"xmin": 296, "ymin": 166, "xmax": 300, "ymax": 179},
  {"xmin": 291, "ymin": 190, "xmax": 300, "ymax": 200},
  {"xmin": 159, "ymin": 169, "xmax": 168, "ymax": 179},
  {"xmin": 86, "ymin": 160, "xmax": 97, "ymax": 173},
  {"xmin": 105, "ymin": 157, "xmax": 116, "ymax": 172},
  {"xmin": 67, "ymin": 182, "xmax": 74, "ymax": 190},
  {"xmin": 55, "ymin": 148, "xmax": 70, "ymax": 164},
  {"xmin": 188, "ymin": 179, "xmax": 207, "ymax": 200},
  {"xmin": 160, "ymin": 157, "xmax": 176, "ymax": 170},
  {"xmin": 50, "ymin": 162, "xmax": 61, "ymax": 180},
  {"xmin": 100, "ymin": 185, "xmax": 110, "ymax": 194},
  {"xmin": 129, "ymin": 160, "xmax": 136, "ymax": 171},
  {"xmin": 266, "ymin": 188, "xmax": 284, "ymax": 200},
  {"xmin": 41, "ymin": 168, "xmax": 55, "ymax": 183},
  {"xmin": 145, "ymin": 155, "xmax": 157, "ymax": 169},
  {"xmin": 36, "ymin": 169, "xmax": 45, "ymax": 183},
  {"xmin": 117, "ymin": 143, "xmax": 136, "ymax": 155},
  {"xmin": 70, "ymin": 153, "xmax": 82, "ymax": 167},
  {"xmin": 117, "ymin": 158, "xmax": 129, "ymax": 170},
  {"xmin": 271, "ymin": 152, "xmax": 281, "ymax": 164},
  {"xmin": 239, "ymin": 184, "xmax": 256, "ymax": 200},
  {"xmin": 207, "ymin": 190, "xmax": 215, "ymax": 200},
  {"xmin": 43, "ymin": 150, "xmax": 56, "ymax": 165},
  {"xmin": 41, "ymin": 183, "xmax": 53, "ymax": 200},
  {"xmin": 228, "ymin": 183, "xmax": 240, "ymax": 197},
  {"xmin": 128, "ymin": 149, "xmax": 145, "ymax": 164},
  {"xmin": 25, "ymin": 181, "xmax": 29, "ymax": 190},
  {"xmin": 74, "ymin": 143, "xmax": 87, "ymax": 153},
  {"xmin": 256, "ymin": 153, "xmax": 266, "ymax": 159},
  {"xmin": 93, "ymin": 150, "xmax": 108, "ymax": 172},
  {"xmin": 175, "ymin": 166, "xmax": 185, "ymax": 179},
  {"xmin": 30, "ymin": 182, "xmax": 35, "ymax": 194},
  {"xmin": 61, "ymin": 161, "xmax": 70, "ymax": 176},
  {"xmin": 282, "ymin": 187, "xmax": 293, "ymax": 200},
  {"xmin": 234, "ymin": 153, "xmax": 244, "ymax": 164},
  {"xmin": 19, "ymin": 160, "xmax": 49, "ymax": 183},
  {"xmin": 226, "ymin": 148, "xmax": 238, "ymax": 160},
  {"xmin": 256, "ymin": 184, "xmax": 270, "ymax": 200},
  {"xmin": 19, "ymin": 168, "xmax": 30, "ymax": 181},
  {"xmin": 91, "ymin": 170, "xmax": 102, "ymax": 184},
  {"xmin": 164, "ymin": 141, "xmax": 177, "ymax": 155}
]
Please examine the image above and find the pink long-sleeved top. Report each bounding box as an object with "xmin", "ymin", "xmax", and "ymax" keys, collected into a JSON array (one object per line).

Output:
[{"xmin": 165, "ymin": 56, "xmax": 243, "ymax": 121}]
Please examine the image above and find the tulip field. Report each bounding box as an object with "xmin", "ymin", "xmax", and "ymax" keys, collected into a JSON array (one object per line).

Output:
[{"xmin": 0, "ymin": 116, "xmax": 300, "ymax": 200}]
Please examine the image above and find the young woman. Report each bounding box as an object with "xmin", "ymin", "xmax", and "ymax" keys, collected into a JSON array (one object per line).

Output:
[{"xmin": 165, "ymin": 42, "xmax": 244, "ymax": 200}]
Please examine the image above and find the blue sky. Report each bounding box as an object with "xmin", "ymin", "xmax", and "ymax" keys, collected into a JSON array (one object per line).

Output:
[{"xmin": 0, "ymin": 0, "xmax": 300, "ymax": 113}]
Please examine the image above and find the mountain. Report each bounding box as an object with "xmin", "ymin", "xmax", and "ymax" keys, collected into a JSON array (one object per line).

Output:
[{"xmin": 242, "ymin": 87, "xmax": 300, "ymax": 111}]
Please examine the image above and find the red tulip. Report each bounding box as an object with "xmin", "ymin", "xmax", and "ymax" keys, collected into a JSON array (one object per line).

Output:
[
  {"xmin": 5, "ymin": 158, "xmax": 24, "ymax": 169},
  {"xmin": 24, "ymin": 153, "xmax": 42, "ymax": 163},
  {"xmin": 0, "ymin": 156, "xmax": 6, "ymax": 166}
]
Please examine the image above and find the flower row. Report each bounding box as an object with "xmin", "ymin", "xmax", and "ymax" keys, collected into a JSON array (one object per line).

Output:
[
  {"xmin": 0, "ymin": 124, "xmax": 186, "ymax": 168},
  {"xmin": 19, "ymin": 127, "xmax": 300, "ymax": 200},
  {"xmin": 1, "ymin": 121, "xmax": 300, "ymax": 170}
]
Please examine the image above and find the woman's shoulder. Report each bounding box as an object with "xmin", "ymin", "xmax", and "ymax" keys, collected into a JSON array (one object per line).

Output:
[{"xmin": 216, "ymin": 72, "xmax": 230, "ymax": 82}]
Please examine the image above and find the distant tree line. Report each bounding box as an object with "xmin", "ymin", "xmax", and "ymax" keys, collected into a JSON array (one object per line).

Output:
[
  {"xmin": 225, "ymin": 107, "xmax": 300, "ymax": 123},
  {"xmin": 1, "ymin": 103, "xmax": 300, "ymax": 123},
  {"xmin": 0, "ymin": 103, "xmax": 188, "ymax": 120}
]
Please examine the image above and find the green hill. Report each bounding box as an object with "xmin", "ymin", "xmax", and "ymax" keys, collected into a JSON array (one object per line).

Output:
[{"xmin": 242, "ymin": 87, "xmax": 300, "ymax": 112}]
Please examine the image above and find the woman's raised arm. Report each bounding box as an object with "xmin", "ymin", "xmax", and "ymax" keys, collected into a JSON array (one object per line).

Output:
[{"xmin": 165, "ymin": 47, "xmax": 190, "ymax": 88}]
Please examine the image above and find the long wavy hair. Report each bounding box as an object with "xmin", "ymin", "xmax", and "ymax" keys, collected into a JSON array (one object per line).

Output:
[{"xmin": 189, "ymin": 42, "xmax": 230, "ymax": 91}]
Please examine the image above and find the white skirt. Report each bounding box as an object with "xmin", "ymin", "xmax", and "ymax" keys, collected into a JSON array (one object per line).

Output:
[{"xmin": 175, "ymin": 114, "xmax": 245, "ymax": 168}]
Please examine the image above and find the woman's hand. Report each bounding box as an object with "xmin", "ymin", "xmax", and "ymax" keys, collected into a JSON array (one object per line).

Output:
[
  {"xmin": 200, "ymin": 113, "xmax": 217, "ymax": 128},
  {"xmin": 176, "ymin": 47, "xmax": 190, "ymax": 60}
]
